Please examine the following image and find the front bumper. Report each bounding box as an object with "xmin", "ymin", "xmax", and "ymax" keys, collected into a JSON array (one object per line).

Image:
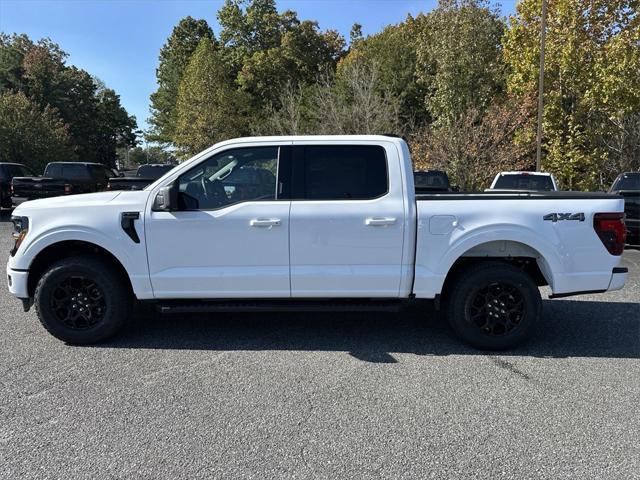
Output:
[{"xmin": 6, "ymin": 265, "xmax": 29, "ymax": 298}]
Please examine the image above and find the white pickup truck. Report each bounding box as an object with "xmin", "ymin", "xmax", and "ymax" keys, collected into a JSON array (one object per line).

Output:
[{"xmin": 6, "ymin": 135, "xmax": 628, "ymax": 349}]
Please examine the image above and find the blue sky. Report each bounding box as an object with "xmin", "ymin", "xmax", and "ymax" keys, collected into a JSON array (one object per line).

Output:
[{"xmin": 0, "ymin": 0, "xmax": 518, "ymax": 133}]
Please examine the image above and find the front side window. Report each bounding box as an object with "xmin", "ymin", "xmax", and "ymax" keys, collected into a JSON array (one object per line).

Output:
[
  {"xmin": 177, "ymin": 146, "xmax": 279, "ymax": 210},
  {"xmin": 301, "ymin": 145, "xmax": 388, "ymax": 200}
]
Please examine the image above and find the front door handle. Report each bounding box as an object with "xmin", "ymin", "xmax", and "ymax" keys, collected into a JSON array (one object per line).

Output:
[
  {"xmin": 365, "ymin": 217, "xmax": 397, "ymax": 226},
  {"xmin": 250, "ymin": 218, "xmax": 281, "ymax": 227}
]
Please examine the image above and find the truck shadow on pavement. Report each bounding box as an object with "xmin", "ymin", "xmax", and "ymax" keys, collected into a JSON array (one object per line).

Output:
[{"xmin": 102, "ymin": 299, "xmax": 640, "ymax": 361}]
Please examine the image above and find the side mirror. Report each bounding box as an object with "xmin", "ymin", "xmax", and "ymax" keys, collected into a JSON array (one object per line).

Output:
[{"xmin": 152, "ymin": 182, "xmax": 178, "ymax": 211}]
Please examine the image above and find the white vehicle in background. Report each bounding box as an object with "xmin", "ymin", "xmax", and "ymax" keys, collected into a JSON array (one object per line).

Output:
[
  {"xmin": 488, "ymin": 171, "xmax": 559, "ymax": 191},
  {"xmin": 6, "ymin": 135, "xmax": 628, "ymax": 350}
]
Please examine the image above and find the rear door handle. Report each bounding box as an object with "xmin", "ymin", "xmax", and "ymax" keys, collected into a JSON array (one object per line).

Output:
[
  {"xmin": 365, "ymin": 217, "xmax": 397, "ymax": 226},
  {"xmin": 250, "ymin": 218, "xmax": 281, "ymax": 227}
]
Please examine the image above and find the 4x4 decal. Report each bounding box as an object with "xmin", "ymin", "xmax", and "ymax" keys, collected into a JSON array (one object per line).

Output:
[{"xmin": 543, "ymin": 212, "xmax": 585, "ymax": 222}]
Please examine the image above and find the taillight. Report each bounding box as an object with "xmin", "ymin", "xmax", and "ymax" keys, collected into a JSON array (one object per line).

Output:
[
  {"xmin": 107, "ymin": 182, "xmax": 111, "ymax": 190},
  {"xmin": 64, "ymin": 183, "xmax": 72, "ymax": 194},
  {"xmin": 10, "ymin": 182, "xmax": 14, "ymax": 195},
  {"xmin": 593, "ymin": 213, "xmax": 626, "ymax": 255}
]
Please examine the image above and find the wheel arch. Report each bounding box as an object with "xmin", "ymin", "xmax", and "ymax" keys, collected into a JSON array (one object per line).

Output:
[
  {"xmin": 27, "ymin": 240, "xmax": 134, "ymax": 299},
  {"xmin": 437, "ymin": 238, "xmax": 554, "ymax": 302}
]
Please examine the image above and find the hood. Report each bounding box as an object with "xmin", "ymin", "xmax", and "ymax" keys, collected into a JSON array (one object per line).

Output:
[{"xmin": 13, "ymin": 191, "xmax": 124, "ymax": 213}]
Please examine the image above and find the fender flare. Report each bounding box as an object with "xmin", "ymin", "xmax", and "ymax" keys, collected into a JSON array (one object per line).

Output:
[{"xmin": 435, "ymin": 224, "xmax": 565, "ymax": 291}]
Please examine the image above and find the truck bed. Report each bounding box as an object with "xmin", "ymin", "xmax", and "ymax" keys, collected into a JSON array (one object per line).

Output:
[{"xmin": 413, "ymin": 191, "xmax": 625, "ymax": 299}]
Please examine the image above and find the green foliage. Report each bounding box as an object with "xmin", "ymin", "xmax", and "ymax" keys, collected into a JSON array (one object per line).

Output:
[
  {"xmin": 217, "ymin": 0, "xmax": 291, "ymax": 69},
  {"xmin": 174, "ymin": 38, "xmax": 251, "ymax": 157},
  {"xmin": 217, "ymin": 0, "xmax": 344, "ymax": 111},
  {"xmin": 504, "ymin": 0, "xmax": 640, "ymax": 190},
  {"xmin": 0, "ymin": 33, "xmax": 137, "ymax": 167},
  {"xmin": 148, "ymin": 17, "xmax": 214, "ymax": 145},
  {"xmin": 238, "ymin": 20, "xmax": 344, "ymax": 108},
  {"xmin": 0, "ymin": 91, "xmax": 74, "ymax": 170},
  {"xmin": 339, "ymin": 15, "xmax": 428, "ymax": 124},
  {"xmin": 257, "ymin": 62, "xmax": 402, "ymax": 136},
  {"xmin": 415, "ymin": 0, "xmax": 506, "ymax": 126}
]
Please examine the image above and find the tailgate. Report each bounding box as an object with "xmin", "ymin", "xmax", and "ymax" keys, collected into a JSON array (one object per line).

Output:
[{"xmin": 12, "ymin": 177, "xmax": 64, "ymax": 198}]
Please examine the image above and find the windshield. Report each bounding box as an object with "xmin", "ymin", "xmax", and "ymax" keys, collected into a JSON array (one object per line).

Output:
[
  {"xmin": 494, "ymin": 174, "xmax": 554, "ymax": 191},
  {"xmin": 611, "ymin": 173, "xmax": 640, "ymax": 191},
  {"xmin": 136, "ymin": 164, "xmax": 175, "ymax": 179}
]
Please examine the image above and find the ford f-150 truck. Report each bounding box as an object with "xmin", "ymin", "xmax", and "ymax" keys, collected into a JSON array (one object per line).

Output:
[{"xmin": 6, "ymin": 136, "xmax": 628, "ymax": 349}]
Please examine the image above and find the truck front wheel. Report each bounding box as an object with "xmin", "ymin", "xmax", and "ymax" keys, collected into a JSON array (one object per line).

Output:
[
  {"xmin": 446, "ymin": 262, "xmax": 541, "ymax": 350},
  {"xmin": 34, "ymin": 256, "xmax": 130, "ymax": 344}
]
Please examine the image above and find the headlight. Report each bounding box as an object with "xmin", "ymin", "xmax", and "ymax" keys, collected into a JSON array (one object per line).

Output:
[{"xmin": 10, "ymin": 216, "xmax": 29, "ymax": 256}]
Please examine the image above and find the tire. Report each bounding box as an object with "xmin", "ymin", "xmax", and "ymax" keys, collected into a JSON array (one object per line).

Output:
[
  {"xmin": 34, "ymin": 256, "xmax": 131, "ymax": 344},
  {"xmin": 446, "ymin": 261, "xmax": 541, "ymax": 350}
]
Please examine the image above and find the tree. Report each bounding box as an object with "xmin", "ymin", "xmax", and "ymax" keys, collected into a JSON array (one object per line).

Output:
[
  {"xmin": 410, "ymin": 95, "xmax": 536, "ymax": 190},
  {"xmin": 339, "ymin": 15, "xmax": 428, "ymax": 124},
  {"xmin": 148, "ymin": 17, "xmax": 214, "ymax": 145},
  {"xmin": 218, "ymin": 0, "xmax": 344, "ymax": 111},
  {"xmin": 415, "ymin": 0, "xmax": 506, "ymax": 126},
  {"xmin": 93, "ymin": 87, "xmax": 138, "ymax": 166},
  {"xmin": 0, "ymin": 91, "xmax": 74, "ymax": 170},
  {"xmin": 217, "ymin": 0, "xmax": 290, "ymax": 69},
  {"xmin": 238, "ymin": 20, "xmax": 344, "ymax": 108},
  {"xmin": 504, "ymin": 0, "xmax": 640, "ymax": 189},
  {"xmin": 260, "ymin": 62, "xmax": 402, "ymax": 136},
  {"xmin": 0, "ymin": 33, "xmax": 138, "ymax": 166},
  {"xmin": 174, "ymin": 38, "xmax": 250, "ymax": 156},
  {"xmin": 119, "ymin": 146, "xmax": 176, "ymax": 167}
]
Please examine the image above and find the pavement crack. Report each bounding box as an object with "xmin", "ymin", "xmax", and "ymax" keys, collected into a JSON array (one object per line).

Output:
[{"xmin": 488, "ymin": 355, "xmax": 532, "ymax": 381}]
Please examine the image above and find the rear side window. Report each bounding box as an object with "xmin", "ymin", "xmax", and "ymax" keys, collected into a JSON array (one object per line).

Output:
[
  {"xmin": 494, "ymin": 174, "xmax": 554, "ymax": 191},
  {"xmin": 300, "ymin": 145, "xmax": 388, "ymax": 200}
]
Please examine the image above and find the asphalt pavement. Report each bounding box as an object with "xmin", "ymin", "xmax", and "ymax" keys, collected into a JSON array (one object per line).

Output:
[{"xmin": 1, "ymin": 213, "xmax": 638, "ymax": 479}]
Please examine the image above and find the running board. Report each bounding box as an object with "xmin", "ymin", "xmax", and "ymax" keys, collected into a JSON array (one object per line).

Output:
[{"xmin": 156, "ymin": 299, "xmax": 402, "ymax": 314}]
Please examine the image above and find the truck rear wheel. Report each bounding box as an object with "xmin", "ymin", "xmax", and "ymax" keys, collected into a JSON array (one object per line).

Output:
[
  {"xmin": 446, "ymin": 261, "xmax": 541, "ymax": 350},
  {"xmin": 34, "ymin": 256, "xmax": 130, "ymax": 344}
]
